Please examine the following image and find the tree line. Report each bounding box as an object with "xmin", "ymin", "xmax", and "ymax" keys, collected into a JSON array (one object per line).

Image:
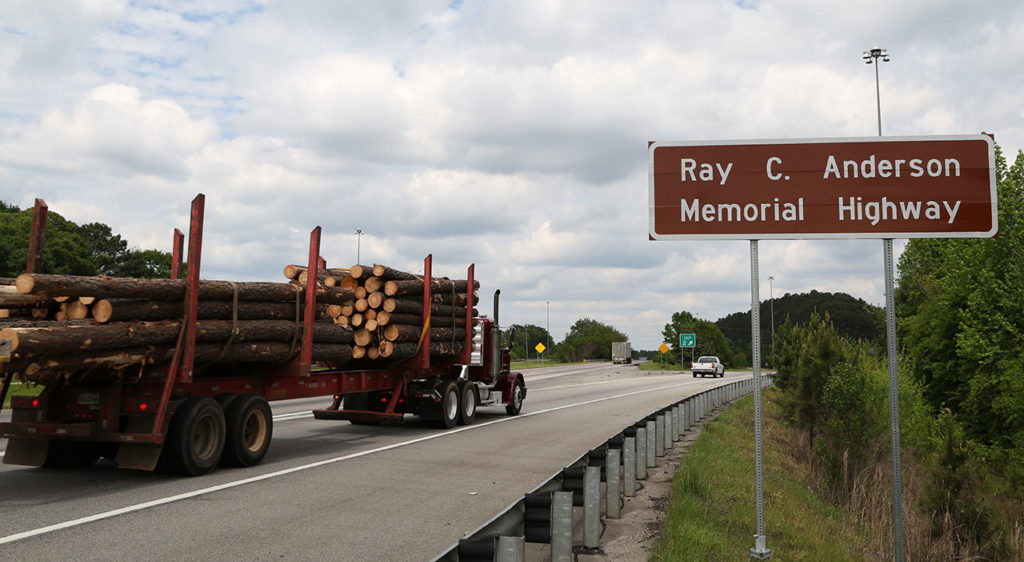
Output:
[
  {"xmin": 503, "ymin": 318, "xmax": 628, "ymax": 363},
  {"xmin": 654, "ymin": 291, "xmax": 884, "ymax": 368},
  {"xmin": 1, "ymin": 201, "xmax": 171, "ymax": 279}
]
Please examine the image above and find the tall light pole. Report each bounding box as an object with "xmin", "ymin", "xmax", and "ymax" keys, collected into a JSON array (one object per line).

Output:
[
  {"xmin": 865, "ymin": 45, "xmax": 904, "ymax": 562},
  {"xmin": 546, "ymin": 301, "xmax": 550, "ymax": 365},
  {"xmin": 768, "ymin": 276, "xmax": 775, "ymax": 365},
  {"xmin": 863, "ymin": 47, "xmax": 890, "ymax": 136},
  {"xmin": 354, "ymin": 228, "xmax": 363, "ymax": 264}
]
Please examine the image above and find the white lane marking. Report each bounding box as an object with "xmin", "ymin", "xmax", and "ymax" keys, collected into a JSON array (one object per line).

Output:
[
  {"xmin": 0, "ymin": 379, "xmax": 699, "ymax": 546},
  {"xmin": 533, "ymin": 373, "xmax": 751, "ymax": 393},
  {"xmin": 272, "ymin": 411, "xmax": 313, "ymax": 421}
]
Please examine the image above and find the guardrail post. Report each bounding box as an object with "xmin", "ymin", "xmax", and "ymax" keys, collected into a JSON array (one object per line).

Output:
[
  {"xmin": 551, "ymin": 491, "xmax": 573, "ymax": 562},
  {"xmin": 672, "ymin": 405, "xmax": 680, "ymax": 441},
  {"xmin": 624, "ymin": 436, "xmax": 636, "ymax": 495},
  {"xmin": 663, "ymin": 412, "xmax": 672, "ymax": 451},
  {"xmin": 654, "ymin": 415, "xmax": 665, "ymax": 457},
  {"xmin": 496, "ymin": 536, "xmax": 525, "ymax": 562},
  {"xmin": 606, "ymin": 448, "xmax": 620, "ymax": 518},
  {"xmin": 584, "ymin": 466, "xmax": 601, "ymax": 548},
  {"xmin": 636, "ymin": 427, "xmax": 648, "ymax": 479},
  {"xmin": 646, "ymin": 420, "xmax": 657, "ymax": 467}
]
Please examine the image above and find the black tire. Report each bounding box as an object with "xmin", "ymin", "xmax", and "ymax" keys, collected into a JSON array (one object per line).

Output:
[
  {"xmin": 505, "ymin": 378, "xmax": 525, "ymax": 416},
  {"xmin": 222, "ymin": 394, "xmax": 273, "ymax": 467},
  {"xmin": 457, "ymin": 382, "xmax": 477, "ymax": 426},
  {"xmin": 420, "ymin": 381, "xmax": 459, "ymax": 429},
  {"xmin": 692, "ymin": 373, "xmax": 697, "ymax": 378},
  {"xmin": 438, "ymin": 381, "xmax": 459, "ymax": 429},
  {"xmin": 161, "ymin": 397, "xmax": 226, "ymax": 476},
  {"xmin": 43, "ymin": 441, "xmax": 101, "ymax": 469}
]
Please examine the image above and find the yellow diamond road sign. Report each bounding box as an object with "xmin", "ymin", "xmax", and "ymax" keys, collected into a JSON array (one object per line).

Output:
[
  {"xmin": 659, "ymin": 343, "xmax": 669, "ymax": 354},
  {"xmin": 535, "ymin": 342, "xmax": 546, "ymax": 354}
]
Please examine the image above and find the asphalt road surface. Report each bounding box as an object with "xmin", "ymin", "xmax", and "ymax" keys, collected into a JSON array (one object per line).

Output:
[{"xmin": 0, "ymin": 364, "xmax": 747, "ymax": 560}]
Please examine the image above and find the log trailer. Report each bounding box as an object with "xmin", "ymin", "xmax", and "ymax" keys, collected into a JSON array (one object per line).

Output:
[{"xmin": 0, "ymin": 195, "xmax": 527, "ymax": 476}]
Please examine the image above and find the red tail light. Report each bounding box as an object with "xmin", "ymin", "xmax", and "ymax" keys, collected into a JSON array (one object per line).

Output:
[
  {"xmin": 12, "ymin": 396, "xmax": 40, "ymax": 409},
  {"xmin": 123, "ymin": 399, "xmax": 151, "ymax": 413}
]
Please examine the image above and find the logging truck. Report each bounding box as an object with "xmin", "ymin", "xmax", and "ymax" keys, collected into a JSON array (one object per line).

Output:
[{"xmin": 0, "ymin": 195, "xmax": 527, "ymax": 476}]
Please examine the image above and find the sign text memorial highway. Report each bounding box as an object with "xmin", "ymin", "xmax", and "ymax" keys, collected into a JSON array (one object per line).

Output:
[{"xmin": 648, "ymin": 135, "xmax": 997, "ymax": 240}]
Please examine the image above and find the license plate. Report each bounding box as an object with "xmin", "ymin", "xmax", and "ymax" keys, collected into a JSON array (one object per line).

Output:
[{"xmin": 77, "ymin": 392, "xmax": 100, "ymax": 405}]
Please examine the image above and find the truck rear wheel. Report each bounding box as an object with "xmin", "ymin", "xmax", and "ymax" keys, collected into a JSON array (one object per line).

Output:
[
  {"xmin": 222, "ymin": 394, "xmax": 272, "ymax": 467},
  {"xmin": 438, "ymin": 381, "xmax": 459, "ymax": 428},
  {"xmin": 457, "ymin": 382, "xmax": 477, "ymax": 426},
  {"xmin": 420, "ymin": 381, "xmax": 459, "ymax": 429},
  {"xmin": 162, "ymin": 397, "xmax": 226, "ymax": 476}
]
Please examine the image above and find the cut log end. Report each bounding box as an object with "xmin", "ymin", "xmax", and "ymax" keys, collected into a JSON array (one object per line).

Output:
[
  {"xmin": 0, "ymin": 328, "xmax": 19, "ymax": 350},
  {"xmin": 15, "ymin": 274, "xmax": 35, "ymax": 294},
  {"xmin": 92, "ymin": 300, "xmax": 113, "ymax": 323}
]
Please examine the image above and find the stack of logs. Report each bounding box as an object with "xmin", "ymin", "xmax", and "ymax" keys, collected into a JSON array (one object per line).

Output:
[
  {"xmin": 0, "ymin": 273, "xmax": 356, "ymax": 381},
  {"xmin": 0, "ymin": 263, "xmax": 479, "ymax": 381},
  {"xmin": 283, "ymin": 263, "xmax": 480, "ymax": 362}
]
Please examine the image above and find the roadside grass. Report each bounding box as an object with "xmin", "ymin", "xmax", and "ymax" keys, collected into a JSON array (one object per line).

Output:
[
  {"xmin": 638, "ymin": 360, "xmax": 683, "ymax": 372},
  {"xmin": 2, "ymin": 381, "xmax": 44, "ymax": 409},
  {"xmin": 652, "ymin": 390, "xmax": 870, "ymax": 561}
]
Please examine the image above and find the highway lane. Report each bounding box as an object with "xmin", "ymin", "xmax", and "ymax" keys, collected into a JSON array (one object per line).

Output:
[{"xmin": 0, "ymin": 364, "xmax": 748, "ymax": 560}]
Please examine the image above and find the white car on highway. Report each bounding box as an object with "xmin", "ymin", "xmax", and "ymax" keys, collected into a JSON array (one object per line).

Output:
[{"xmin": 691, "ymin": 356, "xmax": 725, "ymax": 378}]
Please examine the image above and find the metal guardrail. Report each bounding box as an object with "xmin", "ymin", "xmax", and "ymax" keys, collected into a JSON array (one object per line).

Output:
[{"xmin": 432, "ymin": 375, "xmax": 773, "ymax": 561}]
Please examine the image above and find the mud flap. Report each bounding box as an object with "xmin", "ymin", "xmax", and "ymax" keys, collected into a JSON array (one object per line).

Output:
[
  {"xmin": 115, "ymin": 413, "xmax": 166, "ymax": 471},
  {"xmin": 3, "ymin": 437, "xmax": 49, "ymax": 467},
  {"xmin": 116, "ymin": 443, "xmax": 163, "ymax": 471}
]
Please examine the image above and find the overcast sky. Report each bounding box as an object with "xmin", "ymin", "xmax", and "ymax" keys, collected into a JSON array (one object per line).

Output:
[{"xmin": 1, "ymin": 1, "xmax": 1022, "ymax": 351}]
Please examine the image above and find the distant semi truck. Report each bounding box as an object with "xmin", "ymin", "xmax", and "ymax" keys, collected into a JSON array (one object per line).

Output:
[{"xmin": 611, "ymin": 342, "xmax": 632, "ymax": 364}]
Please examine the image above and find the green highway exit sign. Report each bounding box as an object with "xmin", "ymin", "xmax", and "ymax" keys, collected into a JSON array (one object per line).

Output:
[{"xmin": 680, "ymin": 333, "xmax": 696, "ymax": 348}]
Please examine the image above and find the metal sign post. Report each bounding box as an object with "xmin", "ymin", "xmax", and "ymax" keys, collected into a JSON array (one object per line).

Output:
[
  {"xmin": 749, "ymin": 241, "xmax": 770, "ymax": 559},
  {"xmin": 884, "ymin": 238, "xmax": 905, "ymax": 559}
]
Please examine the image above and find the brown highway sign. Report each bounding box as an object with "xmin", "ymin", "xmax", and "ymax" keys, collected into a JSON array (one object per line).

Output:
[{"xmin": 648, "ymin": 135, "xmax": 997, "ymax": 240}]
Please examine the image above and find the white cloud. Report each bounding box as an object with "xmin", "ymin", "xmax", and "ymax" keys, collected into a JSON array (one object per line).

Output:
[
  {"xmin": 0, "ymin": 0, "xmax": 1022, "ymax": 351},
  {"xmin": 0, "ymin": 83, "xmax": 217, "ymax": 178}
]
